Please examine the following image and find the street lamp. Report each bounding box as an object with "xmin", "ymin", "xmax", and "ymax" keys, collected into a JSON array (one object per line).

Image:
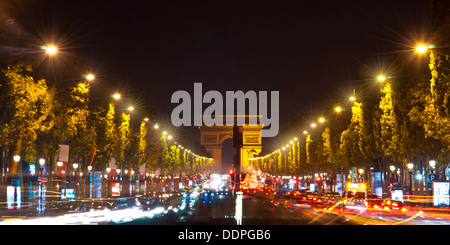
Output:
[
  {"xmin": 429, "ymin": 160, "xmax": 436, "ymax": 169},
  {"xmin": 334, "ymin": 106, "xmax": 342, "ymax": 112},
  {"xmin": 39, "ymin": 158, "xmax": 45, "ymax": 167},
  {"xmin": 349, "ymin": 96, "xmax": 356, "ymax": 101},
  {"xmin": 154, "ymin": 123, "xmax": 159, "ymax": 129},
  {"xmin": 311, "ymin": 123, "xmax": 316, "ymax": 128},
  {"xmin": 128, "ymin": 106, "xmax": 134, "ymax": 112},
  {"xmin": 113, "ymin": 93, "xmax": 121, "ymax": 100},
  {"xmin": 44, "ymin": 45, "xmax": 58, "ymax": 55},
  {"xmin": 415, "ymin": 44, "xmax": 428, "ymax": 54},
  {"xmin": 13, "ymin": 155, "xmax": 20, "ymax": 162},
  {"xmin": 85, "ymin": 74, "xmax": 95, "ymax": 81},
  {"xmin": 318, "ymin": 117, "xmax": 325, "ymax": 123},
  {"xmin": 39, "ymin": 158, "xmax": 45, "ymax": 176},
  {"xmin": 407, "ymin": 163, "xmax": 414, "ymax": 195},
  {"xmin": 377, "ymin": 75, "xmax": 387, "ymax": 82}
]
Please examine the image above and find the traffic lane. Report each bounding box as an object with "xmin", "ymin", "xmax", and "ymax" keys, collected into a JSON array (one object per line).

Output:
[{"xmin": 132, "ymin": 191, "xmax": 361, "ymax": 225}]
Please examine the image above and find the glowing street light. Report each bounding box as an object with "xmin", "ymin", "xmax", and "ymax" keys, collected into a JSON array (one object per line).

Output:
[
  {"xmin": 311, "ymin": 123, "xmax": 316, "ymax": 128},
  {"xmin": 303, "ymin": 130, "xmax": 308, "ymax": 135},
  {"xmin": 85, "ymin": 74, "xmax": 95, "ymax": 81},
  {"xmin": 407, "ymin": 163, "xmax": 414, "ymax": 171},
  {"xmin": 377, "ymin": 75, "xmax": 387, "ymax": 82},
  {"xmin": 13, "ymin": 155, "xmax": 20, "ymax": 162},
  {"xmin": 113, "ymin": 93, "xmax": 121, "ymax": 100},
  {"xmin": 429, "ymin": 160, "xmax": 436, "ymax": 169},
  {"xmin": 154, "ymin": 123, "xmax": 159, "ymax": 129},
  {"xmin": 144, "ymin": 117, "xmax": 149, "ymax": 122},
  {"xmin": 39, "ymin": 158, "xmax": 45, "ymax": 166},
  {"xmin": 349, "ymin": 96, "xmax": 356, "ymax": 101},
  {"xmin": 335, "ymin": 106, "xmax": 342, "ymax": 112},
  {"xmin": 415, "ymin": 44, "xmax": 428, "ymax": 54},
  {"xmin": 44, "ymin": 45, "xmax": 58, "ymax": 55},
  {"xmin": 318, "ymin": 117, "xmax": 325, "ymax": 123},
  {"xmin": 128, "ymin": 106, "xmax": 134, "ymax": 112}
]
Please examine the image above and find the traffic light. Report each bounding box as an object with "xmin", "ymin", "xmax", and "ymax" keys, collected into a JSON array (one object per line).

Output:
[
  {"xmin": 229, "ymin": 169, "xmax": 236, "ymax": 181},
  {"xmin": 274, "ymin": 177, "xmax": 280, "ymax": 182},
  {"xmin": 233, "ymin": 125, "xmax": 243, "ymax": 148}
]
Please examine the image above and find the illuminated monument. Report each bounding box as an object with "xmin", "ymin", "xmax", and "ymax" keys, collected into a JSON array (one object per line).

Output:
[{"xmin": 199, "ymin": 115, "xmax": 263, "ymax": 173}]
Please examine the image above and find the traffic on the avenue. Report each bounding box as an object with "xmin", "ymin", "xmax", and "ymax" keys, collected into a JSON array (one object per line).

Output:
[{"xmin": 1, "ymin": 173, "xmax": 449, "ymax": 225}]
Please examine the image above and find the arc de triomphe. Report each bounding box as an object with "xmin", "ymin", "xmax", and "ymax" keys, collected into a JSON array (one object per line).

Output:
[{"xmin": 199, "ymin": 116, "xmax": 263, "ymax": 173}]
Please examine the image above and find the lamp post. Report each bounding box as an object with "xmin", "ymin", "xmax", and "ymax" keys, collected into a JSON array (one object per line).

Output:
[
  {"xmin": 407, "ymin": 163, "xmax": 414, "ymax": 195},
  {"xmin": 358, "ymin": 168, "xmax": 364, "ymax": 183},
  {"xmin": 87, "ymin": 165, "xmax": 92, "ymax": 198},
  {"xmin": 106, "ymin": 167, "xmax": 111, "ymax": 197},
  {"xmin": 73, "ymin": 163, "xmax": 79, "ymax": 198},
  {"xmin": 429, "ymin": 160, "xmax": 436, "ymax": 173},
  {"xmin": 39, "ymin": 158, "xmax": 45, "ymax": 176},
  {"xmin": 429, "ymin": 160, "xmax": 436, "ymax": 197}
]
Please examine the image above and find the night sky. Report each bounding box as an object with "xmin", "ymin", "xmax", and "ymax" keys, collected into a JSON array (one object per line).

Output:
[{"xmin": 1, "ymin": 0, "xmax": 431, "ymax": 166}]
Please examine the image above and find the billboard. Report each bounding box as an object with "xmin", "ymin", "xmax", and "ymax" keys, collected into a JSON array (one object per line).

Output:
[
  {"xmin": 433, "ymin": 182, "xmax": 450, "ymax": 206},
  {"xmin": 372, "ymin": 172, "xmax": 383, "ymax": 198},
  {"xmin": 112, "ymin": 182, "xmax": 121, "ymax": 196}
]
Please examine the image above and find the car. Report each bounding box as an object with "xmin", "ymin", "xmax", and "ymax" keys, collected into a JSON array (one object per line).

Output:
[
  {"xmin": 217, "ymin": 186, "xmax": 231, "ymax": 195},
  {"xmin": 317, "ymin": 192, "xmax": 341, "ymax": 205},
  {"xmin": 366, "ymin": 194, "xmax": 383, "ymax": 210},
  {"xmin": 381, "ymin": 199, "xmax": 407, "ymax": 212},
  {"xmin": 299, "ymin": 191, "xmax": 319, "ymax": 203}
]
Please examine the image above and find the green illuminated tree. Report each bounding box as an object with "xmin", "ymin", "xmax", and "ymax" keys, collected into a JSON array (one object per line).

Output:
[
  {"xmin": 68, "ymin": 81, "xmax": 97, "ymax": 166},
  {"xmin": 339, "ymin": 101, "xmax": 365, "ymax": 169},
  {"xmin": 0, "ymin": 64, "xmax": 53, "ymax": 170},
  {"xmin": 113, "ymin": 112, "xmax": 131, "ymax": 166}
]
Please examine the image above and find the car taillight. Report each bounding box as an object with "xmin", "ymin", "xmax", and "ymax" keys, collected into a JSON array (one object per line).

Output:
[
  {"xmin": 401, "ymin": 207, "xmax": 407, "ymax": 212},
  {"xmin": 384, "ymin": 206, "xmax": 390, "ymax": 211},
  {"xmin": 373, "ymin": 205, "xmax": 379, "ymax": 209}
]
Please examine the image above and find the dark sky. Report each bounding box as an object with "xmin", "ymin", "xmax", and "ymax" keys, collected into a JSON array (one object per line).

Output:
[{"xmin": 1, "ymin": 0, "xmax": 431, "ymax": 165}]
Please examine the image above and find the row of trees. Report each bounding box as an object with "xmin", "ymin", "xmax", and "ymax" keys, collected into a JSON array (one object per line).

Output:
[
  {"xmin": 0, "ymin": 64, "xmax": 212, "ymax": 184},
  {"xmin": 251, "ymin": 2, "xmax": 449, "ymax": 194},
  {"xmin": 253, "ymin": 47, "xmax": 449, "ymax": 192}
]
